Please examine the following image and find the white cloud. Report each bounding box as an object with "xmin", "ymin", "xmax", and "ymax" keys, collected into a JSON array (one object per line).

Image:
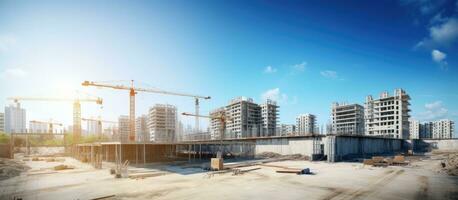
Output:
[
  {"xmin": 418, "ymin": 101, "xmax": 448, "ymax": 121},
  {"xmin": 261, "ymin": 88, "xmax": 297, "ymax": 105},
  {"xmin": 418, "ymin": 18, "xmax": 458, "ymax": 48},
  {"xmin": 0, "ymin": 35, "xmax": 17, "ymax": 52},
  {"xmin": 430, "ymin": 18, "xmax": 458, "ymax": 45},
  {"xmin": 431, "ymin": 49, "xmax": 448, "ymax": 69},
  {"xmin": 263, "ymin": 66, "xmax": 277, "ymax": 74},
  {"xmin": 320, "ymin": 70, "xmax": 338, "ymax": 79},
  {"xmin": 292, "ymin": 62, "xmax": 306, "ymax": 72},
  {"xmin": 1, "ymin": 68, "xmax": 27, "ymax": 79}
]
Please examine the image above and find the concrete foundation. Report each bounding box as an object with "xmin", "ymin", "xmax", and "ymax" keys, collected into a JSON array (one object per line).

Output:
[{"xmin": 325, "ymin": 135, "xmax": 405, "ymax": 162}]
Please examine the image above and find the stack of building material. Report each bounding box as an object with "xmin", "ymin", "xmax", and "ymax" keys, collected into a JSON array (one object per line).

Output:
[
  {"xmin": 211, "ymin": 158, "xmax": 224, "ymax": 171},
  {"xmin": 363, "ymin": 155, "xmax": 407, "ymax": 167}
]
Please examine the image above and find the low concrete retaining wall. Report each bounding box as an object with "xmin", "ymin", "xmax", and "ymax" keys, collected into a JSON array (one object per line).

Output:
[
  {"xmin": 325, "ymin": 135, "xmax": 405, "ymax": 162},
  {"xmin": 413, "ymin": 139, "xmax": 458, "ymax": 152},
  {"xmin": 255, "ymin": 136, "xmax": 323, "ymax": 159}
]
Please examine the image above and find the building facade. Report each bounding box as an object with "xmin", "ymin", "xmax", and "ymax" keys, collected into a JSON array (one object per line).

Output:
[
  {"xmin": 117, "ymin": 115, "xmax": 130, "ymax": 142},
  {"xmin": 409, "ymin": 119, "xmax": 420, "ymax": 139},
  {"xmin": 225, "ymin": 97, "xmax": 262, "ymax": 138},
  {"xmin": 148, "ymin": 104, "xmax": 177, "ymax": 142},
  {"xmin": 296, "ymin": 114, "xmax": 316, "ymax": 135},
  {"xmin": 432, "ymin": 119, "xmax": 454, "ymax": 139},
  {"xmin": 331, "ymin": 103, "xmax": 364, "ymax": 135},
  {"xmin": 277, "ymin": 124, "xmax": 295, "ymax": 136},
  {"xmin": 135, "ymin": 115, "xmax": 149, "ymax": 142},
  {"xmin": 0, "ymin": 112, "xmax": 4, "ymax": 132},
  {"xmin": 4, "ymin": 104, "xmax": 26, "ymax": 133},
  {"xmin": 364, "ymin": 89, "xmax": 411, "ymax": 139},
  {"xmin": 86, "ymin": 119, "xmax": 102, "ymax": 136},
  {"xmin": 260, "ymin": 99, "xmax": 279, "ymax": 137},
  {"xmin": 29, "ymin": 121, "xmax": 48, "ymax": 133},
  {"xmin": 420, "ymin": 122, "xmax": 433, "ymax": 139},
  {"xmin": 209, "ymin": 107, "xmax": 226, "ymax": 140}
]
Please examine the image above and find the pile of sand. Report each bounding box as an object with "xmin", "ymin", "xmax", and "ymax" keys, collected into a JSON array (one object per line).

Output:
[{"xmin": 0, "ymin": 158, "xmax": 30, "ymax": 180}]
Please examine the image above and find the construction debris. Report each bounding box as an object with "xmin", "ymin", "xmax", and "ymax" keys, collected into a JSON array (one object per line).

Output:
[
  {"xmin": 0, "ymin": 158, "xmax": 30, "ymax": 180},
  {"xmin": 441, "ymin": 153, "xmax": 458, "ymax": 176},
  {"xmin": 363, "ymin": 155, "xmax": 408, "ymax": 167},
  {"xmin": 53, "ymin": 164, "xmax": 75, "ymax": 171},
  {"xmin": 276, "ymin": 168, "xmax": 311, "ymax": 175},
  {"xmin": 90, "ymin": 194, "xmax": 116, "ymax": 200}
]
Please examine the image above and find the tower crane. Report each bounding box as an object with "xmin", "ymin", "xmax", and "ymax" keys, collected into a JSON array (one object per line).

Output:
[
  {"xmin": 82, "ymin": 80, "xmax": 210, "ymax": 142},
  {"xmin": 7, "ymin": 96, "xmax": 103, "ymax": 143}
]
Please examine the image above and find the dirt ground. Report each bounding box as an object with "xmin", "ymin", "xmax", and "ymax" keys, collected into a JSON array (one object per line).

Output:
[{"xmin": 1, "ymin": 152, "xmax": 458, "ymax": 200}]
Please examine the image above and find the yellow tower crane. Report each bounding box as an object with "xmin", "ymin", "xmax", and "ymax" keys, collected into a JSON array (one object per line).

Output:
[
  {"xmin": 7, "ymin": 96, "xmax": 103, "ymax": 144},
  {"xmin": 82, "ymin": 80, "xmax": 210, "ymax": 142}
]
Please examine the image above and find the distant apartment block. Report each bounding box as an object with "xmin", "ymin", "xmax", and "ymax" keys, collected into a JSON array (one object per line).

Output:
[
  {"xmin": 117, "ymin": 115, "xmax": 130, "ymax": 142},
  {"xmin": 364, "ymin": 89, "xmax": 411, "ymax": 139},
  {"xmin": 0, "ymin": 112, "xmax": 4, "ymax": 132},
  {"xmin": 261, "ymin": 99, "xmax": 279, "ymax": 137},
  {"xmin": 148, "ymin": 104, "xmax": 177, "ymax": 142},
  {"xmin": 277, "ymin": 124, "xmax": 295, "ymax": 136},
  {"xmin": 135, "ymin": 115, "xmax": 149, "ymax": 142},
  {"xmin": 29, "ymin": 121, "xmax": 48, "ymax": 133},
  {"xmin": 4, "ymin": 104, "xmax": 26, "ymax": 133},
  {"xmin": 296, "ymin": 114, "xmax": 316, "ymax": 135},
  {"xmin": 331, "ymin": 103, "xmax": 364, "ymax": 135},
  {"xmin": 432, "ymin": 119, "xmax": 454, "ymax": 139},
  {"xmin": 420, "ymin": 122, "xmax": 433, "ymax": 139},
  {"xmin": 409, "ymin": 119, "xmax": 420, "ymax": 139},
  {"xmin": 86, "ymin": 119, "xmax": 102, "ymax": 136}
]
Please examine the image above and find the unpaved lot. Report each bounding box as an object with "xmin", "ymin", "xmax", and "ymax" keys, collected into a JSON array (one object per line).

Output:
[{"xmin": 1, "ymin": 153, "xmax": 457, "ymax": 200}]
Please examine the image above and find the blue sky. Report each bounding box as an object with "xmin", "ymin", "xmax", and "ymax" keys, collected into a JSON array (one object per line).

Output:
[{"xmin": 0, "ymin": 0, "xmax": 457, "ymax": 135}]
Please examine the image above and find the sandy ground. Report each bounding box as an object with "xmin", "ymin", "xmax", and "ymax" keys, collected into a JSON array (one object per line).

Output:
[{"xmin": 1, "ymin": 153, "xmax": 457, "ymax": 200}]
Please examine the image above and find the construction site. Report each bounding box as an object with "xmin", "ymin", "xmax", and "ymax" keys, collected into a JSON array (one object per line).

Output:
[{"xmin": 0, "ymin": 79, "xmax": 457, "ymax": 200}]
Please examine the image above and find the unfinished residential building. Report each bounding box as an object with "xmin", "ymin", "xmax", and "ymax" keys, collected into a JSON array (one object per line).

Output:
[
  {"xmin": 4, "ymin": 104, "xmax": 26, "ymax": 133},
  {"xmin": 135, "ymin": 115, "xmax": 149, "ymax": 142},
  {"xmin": 0, "ymin": 112, "xmax": 4, "ymax": 132},
  {"xmin": 260, "ymin": 99, "xmax": 279, "ymax": 137},
  {"xmin": 296, "ymin": 114, "xmax": 316, "ymax": 135},
  {"xmin": 365, "ymin": 89, "xmax": 411, "ymax": 139},
  {"xmin": 209, "ymin": 107, "xmax": 226, "ymax": 140},
  {"xmin": 29, "ymin": 121, "xmax": 48, "ymax": 133},
  {"xmin": 420, "ymin": 122, "xmax": 433, "ymax": 139},
  {"xmin": 86, "ymin": 119, "xmax": 102, "ymax": 136},
  {"xmin": 331, "ymin": 103, "xmax": 364, "ymax": 135},
  {"xmin": 409, "ymin": 119, "xmax": 420, "ymax": 139},
  {"xmin": 432, "ymin": 119, "xmax": 454, "ymax": 139},
  {"xmin": 225, "ymin": 97, "xmax": 262, "ymax": 138},
  {"xmin": 117, "ymin": 115, "xmax": 130, "ymax": 142},
  {"xmin": 277, "ymin": 124, "xmax": 295, "ymax": 136},
  {"xmin": 148, "ymin": 104, "xmax": 177, "ymax": 142}
]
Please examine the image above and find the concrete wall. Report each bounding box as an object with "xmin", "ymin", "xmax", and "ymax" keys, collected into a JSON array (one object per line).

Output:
[
  {"xmin": 413, "ymin": 139, "xmax": 458, "ymax": 152},
  {"xmin": 255, "ymin": 137, "xmax": 322, "ymax": 159},
  {"xmin": 325, "ymin": 135, "xmax": 405, "ymax": 162}
]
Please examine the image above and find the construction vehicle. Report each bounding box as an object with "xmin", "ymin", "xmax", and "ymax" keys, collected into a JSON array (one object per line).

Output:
[
  {"xmin": 82, "ymin": 80, "xmax": 210, "ymax": 142},
  {"xmin": 7, "ymin": 96, "xmax": 103, "ymax": 143}
]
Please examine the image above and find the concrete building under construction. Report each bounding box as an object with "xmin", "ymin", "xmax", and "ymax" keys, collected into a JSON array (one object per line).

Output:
[
  {"xmin": 331, "ymin": 103, "xmax": 364, "ymax": 135},
  {"xmin": 148, "ymin": 104, "xmax": 177, "ymax": 142},
  {"xmin": 365, "ymin": 89, "xmax": 411, "ymax": 139},
  {"xmin": 296, "ymin": 113, "xmax": 316, "ymax": 135},
  {"xmin": 261, "ymin": 99, "xmax": 279, "ymax": 137},
  {"xmin": 117, "ymin": 115, "xmax": 130, "ymax": 142}
]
